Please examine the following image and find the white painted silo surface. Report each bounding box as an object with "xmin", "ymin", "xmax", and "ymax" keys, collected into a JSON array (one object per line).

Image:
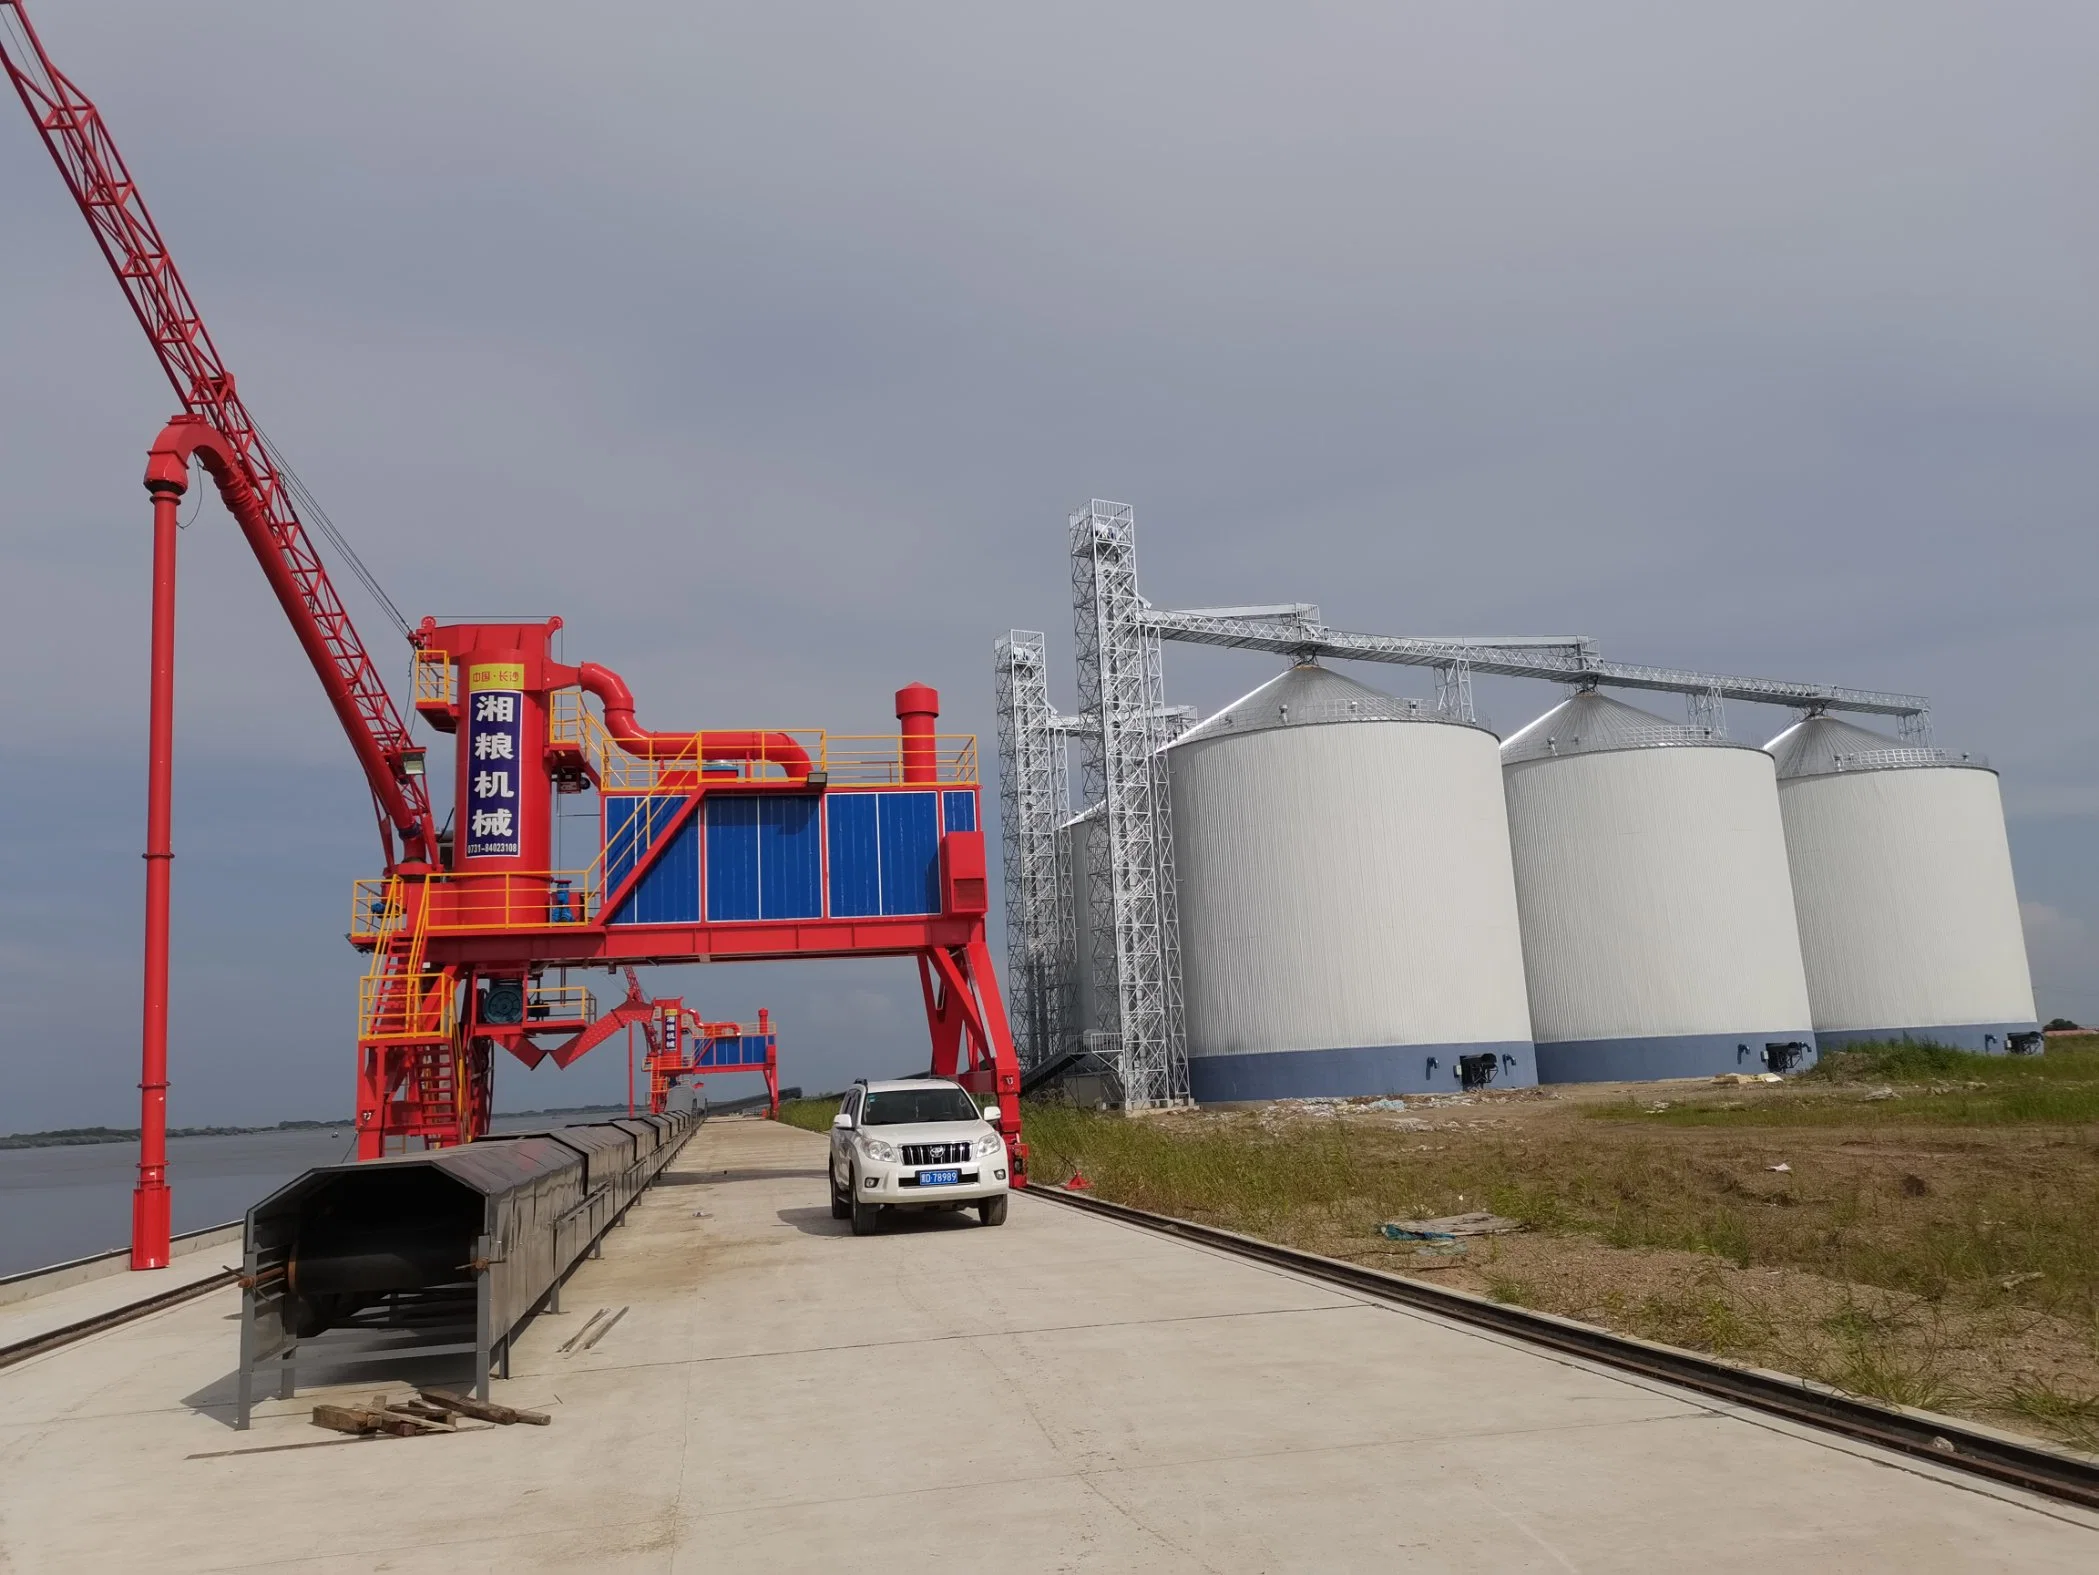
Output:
[
  {"xmin": 1168, "ymin": 664, "xmax": 1535, "ymax": 1101},
  {"xmin": 1058, "ymin": 808, "xmax": 1105, "ymax": 1043},
  {"xmin": 1768, "ymin": 716, "xmax": 2037, "ymax": 1052},
  {"xmin": 1501, "ymin": 692, "xmax": 1816, "ymax": 1082}
]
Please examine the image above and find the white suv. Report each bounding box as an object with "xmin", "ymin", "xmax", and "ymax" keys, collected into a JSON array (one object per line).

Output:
[{"xmin": 829, "ymin": 1078, "xmax": 1011, "ymax": 1235}]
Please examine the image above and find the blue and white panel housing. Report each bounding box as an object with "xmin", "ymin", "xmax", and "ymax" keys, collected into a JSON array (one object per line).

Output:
[
  {"xmin": 1167, "ymin": 664, "xmax": 1536, "ymax": 1101},
  {"xmin": 692, "ymin": 1032, "xmax": 773, "ymax": 1069},
  {"xmin": 1501, "ymin": 692, "xmax": 1817, "ymax": 1083},
  {"xmin": 1767, "ymin": 716, "xmax": 2037, "ymax": 1054},
  {"xmin": 600, "ymin": 786, "xmax": 978, "ymax": 927}
]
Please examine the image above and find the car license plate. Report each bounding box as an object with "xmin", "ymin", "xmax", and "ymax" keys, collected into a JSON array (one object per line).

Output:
[{"xmin": 919, "ymin": 1169, "xmax": 960, "ymax": 1186}]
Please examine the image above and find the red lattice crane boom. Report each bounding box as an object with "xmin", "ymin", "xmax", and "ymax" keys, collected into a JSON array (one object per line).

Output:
[{"xmin": 1, "ymin": 2, "xmax": 436, "ymax": 869}]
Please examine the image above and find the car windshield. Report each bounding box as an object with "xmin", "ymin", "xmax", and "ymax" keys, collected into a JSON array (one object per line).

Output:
[{"xmin": 860, "ymin": 1086, "xmax": 981, "ymax": 1126}]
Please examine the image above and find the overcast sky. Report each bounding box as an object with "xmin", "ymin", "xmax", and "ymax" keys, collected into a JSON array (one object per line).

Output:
[{"xmin": 1, "ymin": 2, "xmax": 2091, "ymax": 1130}]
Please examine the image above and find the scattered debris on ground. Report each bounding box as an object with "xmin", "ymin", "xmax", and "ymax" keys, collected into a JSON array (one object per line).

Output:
[
  {"xmin": 310, "ymin": 1401, "xmax": 446, "ymax": 1439},
  {"xmin": 1381, "ymin": 1211, "xmax": 1524, "ymax": 1239},
  {"xmin": 420, "ymin": 1387, "xmax": 551, "ymax": 1426},
  {"xmin": 557, "ymin": 1306, "xmax": 629, "ymax": 1357},
  {"xmin": 307, "ymin": 1387, "xmax": 550, "ymax": 1438}
]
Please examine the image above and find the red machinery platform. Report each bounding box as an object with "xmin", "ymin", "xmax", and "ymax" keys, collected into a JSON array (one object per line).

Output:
[
  {"xmin": 2, "ymin": 5, "xmax": 1026, "ymax": 1277},
  {"xmin": 342, "ymin": 622, "xmax": 1014, "ymax": 1163}
]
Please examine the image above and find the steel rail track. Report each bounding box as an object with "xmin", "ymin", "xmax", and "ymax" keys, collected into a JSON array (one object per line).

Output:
[
  {"xmin": 0, "ymin": 1267, "xmax": 238, "ymax": 1372},
  {"xmin": 1031, "ymin": 1185, "xmax": 2099, "ymax": 1512}
]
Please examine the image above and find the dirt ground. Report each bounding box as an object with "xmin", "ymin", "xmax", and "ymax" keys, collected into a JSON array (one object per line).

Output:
[{"xmin": 1023, "ymin": 1051, "xmax": 2099, "ymax": 1455}]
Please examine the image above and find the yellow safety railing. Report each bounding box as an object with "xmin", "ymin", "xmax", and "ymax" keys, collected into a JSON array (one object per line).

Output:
[
  {"xmin": 601, "ymin": 791, "xmax": 688, "ymax": 887},
  {"xmin": 823, "ymin": 734, "xmax": 979, "ymax": 786},
  {"xmin": 547, "ymin": 690, "xmax": 615, "ymax": 777},
  {"xmin": 357, "ymin": 870, "xmax": 608, "ymax": 937},
  {"xmin": 422, "ymin": 869, "xmax": 604, "ymax": 933},
  {"xmin": 547, "ymin": 691, "xmax": 980, "ymax": 790},
  {"xmin": 351, "ymin": 878, "xmax": 400, "ymax": 941},
  {"xmin": 413, "ymin": 648, "xmax": 454, "ymax": 710},
  {"xmin": 358, "ymin": 971, "xmax": 456, "ymax": 1040},
  {"xmin": 354, "ymin": 871, "xmax": 448, "ymax": 1041},
  {"xmin": 525, "ymin": 984, "xmax": 599, "ymax": 1024}
]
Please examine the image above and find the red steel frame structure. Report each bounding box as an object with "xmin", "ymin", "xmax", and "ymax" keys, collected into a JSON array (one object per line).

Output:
[
  {"xmin": 511, "ymin": 968, "xmax": 780, "ymax": 1120},
  {"xmin": 592, "ymin": 972, "xmax": 781, "ymax": 1119},
  {"xmin": 646, "ymin": 1010, "xmax": 780, "ymax": 1121},
  {"xmin": 2, "ymin": 6, "xmax": 1023, "ymax": 1269}
]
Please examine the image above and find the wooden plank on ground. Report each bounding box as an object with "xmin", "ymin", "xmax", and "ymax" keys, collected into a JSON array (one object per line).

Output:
[{"xmin": 419, "ymin": 1388, "xmax": 552, "ymax": 1426}]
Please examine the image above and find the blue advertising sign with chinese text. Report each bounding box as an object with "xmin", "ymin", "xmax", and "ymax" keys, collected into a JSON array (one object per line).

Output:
[{"xmin": 465, "ymin": 664, "xmax": 524, "ymax": 859}]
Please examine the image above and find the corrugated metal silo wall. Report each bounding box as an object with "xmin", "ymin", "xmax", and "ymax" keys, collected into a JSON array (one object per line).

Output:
[
  {"xmin": 1777, "ymin": 766, "xmax": 2038, "ymax": 1051},
  {"xmin": 1169, "ymin": 720, "xmax": 1535, "ymax": 1100},
  {"xmin": 1058, "ymin": 815, "xmax": 1104, "ymax": 1044},
  {"xmin": 1503, "ymin": 745, "xmax": 1817, "ymax": 1082}
]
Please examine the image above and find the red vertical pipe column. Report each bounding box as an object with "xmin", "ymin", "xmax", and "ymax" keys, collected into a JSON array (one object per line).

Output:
[
  {"xmin": 132, "ymin": 482, "xmax": 181, "ymax": 1269},
  {"xmin": 896, "ymin": 683, "xmax": 939, "ymax": 784}
]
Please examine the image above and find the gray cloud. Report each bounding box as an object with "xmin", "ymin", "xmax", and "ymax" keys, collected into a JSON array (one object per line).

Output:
[{"xmin": 2, "ymin": 2, "xmax": 2092, "ymax": 1127}]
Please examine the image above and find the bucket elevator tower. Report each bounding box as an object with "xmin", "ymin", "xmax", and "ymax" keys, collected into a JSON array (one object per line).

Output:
[
  {"xmin": 1069, "ymin": 502, "xmax": 1191, "ymax": 1108},
  {"xmin": 993, "ymin": 631, "xmax": 1074, "ymax": 1071}
]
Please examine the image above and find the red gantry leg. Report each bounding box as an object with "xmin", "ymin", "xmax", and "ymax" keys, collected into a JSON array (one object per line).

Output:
[
  {"xmin": 918, "ymin": 951, "xmax": 967, "ymax": 1080},
  {"xmin": 922, "ymin": 940, "xmax": 1025, "ymax": 1184}
]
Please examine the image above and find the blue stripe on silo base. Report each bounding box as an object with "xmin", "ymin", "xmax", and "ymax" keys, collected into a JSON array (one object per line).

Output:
[
  {"xmin": 1811, "ymin": 1022, "xmax": 2041, "ymax": 1056},
  {"xmin": 1534, "ymin": 1031, "xmax": 1819, "ymax": 1084},
  {"xmin": 1188, "ymin": 1041, "xmax": 1537, "ymax": 1103}
]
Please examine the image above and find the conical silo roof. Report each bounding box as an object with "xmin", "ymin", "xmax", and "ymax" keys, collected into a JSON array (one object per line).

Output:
[
  {"xmin": 1763, "ymin": 715, "xmax": 1981, "ymax": 779},
  {"xmin": 1171, "ymin": 663, "xmax": 1451, "ymax": 746},
  {"xmin": 1500, "ymin": 690, "xmax": 1742, "ymax": 765}
]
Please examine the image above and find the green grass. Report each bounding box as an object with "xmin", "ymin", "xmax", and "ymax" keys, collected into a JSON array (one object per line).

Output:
[
  {"xmin": 2007, "ymin": 1383, "xmax": 2099, "ymax": 1454},
  {"xmin": 1811, "ymin": 1038, "xmax": 2095, "ymax": 1085},
  {"xmin": 1589, "ymin": 1036, "xmax": 2099, "ymax": 1129},
  {"xmin": 1623, "ymin": 1085, "xmax": 2099, "ymax": 1127},
  {"xmin": 777, "ymin": 1096, "xmax": 842, "ymax": 1135},
  {"xmin": 1019, "ymin": 1100, "xmax": 2099, "ymax": 1316}
]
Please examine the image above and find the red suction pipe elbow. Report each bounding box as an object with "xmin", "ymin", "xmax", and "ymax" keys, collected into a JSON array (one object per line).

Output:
[{"xmin": 575, "ymin": 661, "xmax": 813, "ymax": 778}]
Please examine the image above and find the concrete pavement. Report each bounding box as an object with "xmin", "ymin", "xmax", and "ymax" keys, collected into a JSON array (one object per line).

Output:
[{"xmin": 0, "ymin": 1116, "xmax": 2093, "ymax": 1571}]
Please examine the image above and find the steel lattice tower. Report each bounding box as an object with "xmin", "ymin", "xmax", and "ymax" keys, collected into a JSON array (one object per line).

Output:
[
  {"xmin": 1070, "ymin": 502, "xmax": 1188, "ymax": 1108},
  {"xmin": 994, "ymin": 631, "xmax": 1074, "ymax": 1070}
]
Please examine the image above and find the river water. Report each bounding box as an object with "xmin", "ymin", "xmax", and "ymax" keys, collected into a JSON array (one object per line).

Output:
[
  {"xmin": 0, "ymin": 1129, "xmax": 357, "ymax": 1278},
  {"xmin": 0, "ymin": 1114, "xmax": 630, "ymax": 1278}
]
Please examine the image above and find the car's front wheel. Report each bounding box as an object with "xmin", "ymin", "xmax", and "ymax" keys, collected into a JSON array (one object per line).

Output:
[
  {"xmin": 850, "ymin": 1174, "xmax": 882, "ymax": 1236},
  {"xmin": 978, "ymin": 1194, "xmax": 1008, "ymax": 1227},
  {"xmin": 829, "ymin": 1163, "xmax": 850, "ymax": 1220}
]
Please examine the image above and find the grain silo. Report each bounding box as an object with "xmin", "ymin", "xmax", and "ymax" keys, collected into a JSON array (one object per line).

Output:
[
  {"xmin": 1501, "ymin": 691, "xmax": 1817, "ymax": 1082},
  {"xmin": 1766, "ymin": 716, "xmax": 2039, "ymax": 1053},
  {"xmin": 1166, "ymin": 663, "xmax": 1536, "ymax": 1100}
]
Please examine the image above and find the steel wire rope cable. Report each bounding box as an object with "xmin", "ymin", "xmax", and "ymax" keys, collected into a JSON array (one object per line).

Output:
[
  {"xmin": 177, "ymin": 457, "xmax": 204, "ymax": 528},
  {"xmin": 0, "ymin": 7, "xmax": 32, "ymax": 79},
  {"xmin": 248, "ymin": 425, "xmax": 412, "ymax": 640},
  {"xmin": 1027, "ymin": 1186, "xmax": 2099, "ymax": 1513}
]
